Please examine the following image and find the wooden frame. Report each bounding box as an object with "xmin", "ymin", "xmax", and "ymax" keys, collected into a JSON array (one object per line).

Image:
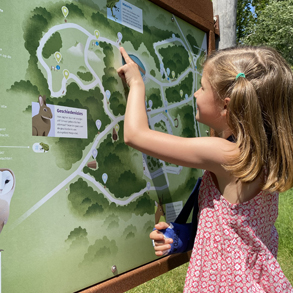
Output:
[
  {"xmin": 79, "ymin": 252, "xmax": 192, "ymax": 293},
  {"xmin": 80, "ymin": 0, "xmax": 217, "ymax": 291}
]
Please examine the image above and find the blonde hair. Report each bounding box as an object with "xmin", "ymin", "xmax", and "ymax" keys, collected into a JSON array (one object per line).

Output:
[{"xmin": 205, "ymin": 46, "xmax": 293, "ymax": 192}]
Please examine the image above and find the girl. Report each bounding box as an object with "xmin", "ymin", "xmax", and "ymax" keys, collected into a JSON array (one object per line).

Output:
[{"xmin": 117, "ymin": 46, "xmax": 293, "ymax": 292}]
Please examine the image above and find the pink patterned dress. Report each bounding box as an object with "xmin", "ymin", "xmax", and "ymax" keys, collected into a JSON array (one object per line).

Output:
[{"xmin": 184, "ymin": 171, "xmax": 293, "ymax": 293}]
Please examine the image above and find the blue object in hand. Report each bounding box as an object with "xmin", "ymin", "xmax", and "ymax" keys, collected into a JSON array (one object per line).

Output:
[{"xmin": 153, "ymin": 222, "xmax": 192, "ymax": 255}]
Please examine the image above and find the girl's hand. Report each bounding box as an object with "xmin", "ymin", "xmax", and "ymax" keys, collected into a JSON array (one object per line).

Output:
[
  {"xmin": 149, "ymin": 222, "xmax": 173, "ymax": 256},
  {"xmin": 117, "ymin": 47, "xmax": 144, "ymax": 87}
]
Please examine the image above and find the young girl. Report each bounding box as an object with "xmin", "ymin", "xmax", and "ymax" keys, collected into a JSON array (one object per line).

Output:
[{"xmin": 117, "ymin": 46, "xmax": 293, "ymax": 292}]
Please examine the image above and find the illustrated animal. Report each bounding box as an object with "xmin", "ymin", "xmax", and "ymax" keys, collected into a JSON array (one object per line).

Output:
[
  {"xmin": 40, "ymin": 142, "xmax": 49, "ymax": 152},
  {"xmin": 32, "ymin": 95, "xmax": 53, "ymax": 136},
  {"xmin": 106, "ymin": 0, "xmax": 120, "ymax": 20},
  {"xmin": 155, "ymin": 196, "xmax": 165, "ymax": 224},
  {"xmin": 0, "ymin": 169, "xmax": 16, "ymax": 234}
]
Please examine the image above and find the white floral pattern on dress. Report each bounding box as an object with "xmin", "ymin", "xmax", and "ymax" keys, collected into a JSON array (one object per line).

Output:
[{"xmin": 184, "ymin": 171, "xmax": 293, "ymax": 293}]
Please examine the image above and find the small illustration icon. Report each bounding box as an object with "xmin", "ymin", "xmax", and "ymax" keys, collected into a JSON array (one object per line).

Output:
[
  {"xmin": 87, "ymin": 161, "xmax": 97, "ymax": 169},
  {"xmin": 102, "ymin": 173, "xmax": 108, "ymax": 185},
  {"xmin": 117, "ymin": 32, "xmax": 122, "ymax": 43},
  {"xmin": 40, "ymin": 142, "xmax": 49, "ymax": 152},
  {"xmin": 63, "ymin": 69, "xmax": 70, "ymax": 79},
  {"xmin": 147, "ymin": 182, "xmax": 151, "ymax": 190},
  {"xmin": 96, "ymin": 119, "xmax": 102, "ymax": 130},
  {"xmin": 32, "ymin": 95, "xmax": 53, "ymax": 136},
  {"xmin": 92, "ymin": 149, "xmax": 98, "ymax": 159},
  {"xmin": 172, "ymin": 71, "xmax": 175, "ymax": 79},
  {"xmin": 148, "ymin": 100, "xmax": 153, "ymax": 108},
  {"xmin": 94, "ymin": 30, "xmax": 100, "ymax": 39},
  {"xmin": 62, "ymin": 6, "xmax": 69, "ymax": 18},
  {"xmin": 0, "ymin": 169, "xmax": 16, "ymax": 234},
  {"xmin": 105, "ymin": 90, "xmax": 111, "ymax": 103},
  {"xmin": 180, "ymin": 90, "xmax": 183, "ymax": 97},
  {"xmin": 54, "ymin": 52, "xmax": 62, "ymax": 63},
  {"xmin": 107, "ymin": 0, "xmax": 120, "ymax": 21},
  {"xmin": 112, "ymin": 128, "xmax": 118, "ymax": 141}
]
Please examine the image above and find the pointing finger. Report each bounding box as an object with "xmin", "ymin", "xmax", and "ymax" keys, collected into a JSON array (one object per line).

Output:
[{"xmin": 120, "ymin": 47, "xmax": 133, "ymax": 64}]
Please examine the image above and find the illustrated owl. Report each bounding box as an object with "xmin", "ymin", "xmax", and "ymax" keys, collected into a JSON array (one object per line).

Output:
[{"xmin": 0, "ymin": 169, "xmax": 16, "ymax": 233}]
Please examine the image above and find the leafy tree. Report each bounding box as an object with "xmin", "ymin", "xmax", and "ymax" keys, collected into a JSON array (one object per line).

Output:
[
  {"xmin": 236, "ymin": 0, "xmax": 255, "ymax": 43},
  {"xmin": 251, "ymin": 0, "xmax": 270, "ymax": 18},
  {"xmin": 237, "ymin": 0, "xmax": 270, "ymax": 43},
  {"xmin": 241, "ymin": 0, "xmax": 293, "ymax": 65}
]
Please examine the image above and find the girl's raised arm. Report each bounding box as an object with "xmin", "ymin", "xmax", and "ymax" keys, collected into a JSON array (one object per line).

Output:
[{"xmin": 117, "ymin": 47, "xmax": 237, "ymax": 175}]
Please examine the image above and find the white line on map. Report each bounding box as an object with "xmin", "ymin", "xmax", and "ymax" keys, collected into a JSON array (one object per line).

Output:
[{"xmin": 0, "ymin": 146, "xmax": 30, "ymax": 148}]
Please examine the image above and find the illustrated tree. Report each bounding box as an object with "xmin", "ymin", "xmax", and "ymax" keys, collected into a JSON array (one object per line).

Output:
[
  {"xmin": 42, "ymin": 31, "xmax": 62, "ymax": 59},
  {"xmin": 165, "ymin": 72, "xmax": 193, "ymax": 103},
  {"xmin": 66, "ymin": 226, "xmax": 89, "ymax": 248},
  {"xmin": 186, "ymin": 34, "xmax": 199, "ymax": 55},
  {"xmin": 146, "ymin": 88, "xmax": 162, "ymax": 109},
  {"xmin": 158, "ymin": 44, "xmax": 189, "ymax": 76}
]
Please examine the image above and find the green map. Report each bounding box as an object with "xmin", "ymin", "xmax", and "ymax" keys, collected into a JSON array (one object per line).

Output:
[{"xmin": 0, "ymin": 0, "xmax": 207, "ymax": 291}]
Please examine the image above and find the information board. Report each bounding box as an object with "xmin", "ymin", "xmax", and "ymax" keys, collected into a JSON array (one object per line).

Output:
[{"xmin": 0, "ymin": 0, "xmax": 208, "ymax": 291}]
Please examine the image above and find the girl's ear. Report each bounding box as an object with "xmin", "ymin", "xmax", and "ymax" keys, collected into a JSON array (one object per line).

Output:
[{"xmin": 221, "ymin": 97, "xmax": 230, "ymax": 117}]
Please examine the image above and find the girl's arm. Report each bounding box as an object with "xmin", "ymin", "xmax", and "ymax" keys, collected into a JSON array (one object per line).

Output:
[{"xmin": 117, "ymin": 47, "xmax": 237, "ymax": 175}]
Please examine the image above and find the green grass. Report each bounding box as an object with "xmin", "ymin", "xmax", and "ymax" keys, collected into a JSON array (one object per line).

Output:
[
  {"xmin": 126, "ymin": 262, "xmax": 189, "ymax": 293},
  {"xmin": 275, "ymin": 189, "xmax": 293, "ymax": 283},
  {"xmin": 127, "ymin": 189, "xmax": 293, "ymax": 292}
]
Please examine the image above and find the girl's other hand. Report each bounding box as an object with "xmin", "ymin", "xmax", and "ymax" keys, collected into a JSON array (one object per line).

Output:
[
  {"xmin": 117, "ymin": 47, "xmax": 144, "ymax": 87},
  {"xmin": 149, "ymin": 222, "xmax": 173, "ymax": 256}
]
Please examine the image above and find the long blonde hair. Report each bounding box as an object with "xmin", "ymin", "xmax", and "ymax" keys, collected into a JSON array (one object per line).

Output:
[{"xmin": 205, "ymin": 46, "xmax": 293, "ymax": 192}]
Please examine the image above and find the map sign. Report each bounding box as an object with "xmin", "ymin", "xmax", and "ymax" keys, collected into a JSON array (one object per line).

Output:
[{"xmin": 0, "ymin": 0, "xmax": 208, "ymax": 291}]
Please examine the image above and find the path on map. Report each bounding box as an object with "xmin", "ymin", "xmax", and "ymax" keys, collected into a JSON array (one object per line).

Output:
[{"xmin": 10, "ymin": 15, "xmax": 206, "ymax": 229}]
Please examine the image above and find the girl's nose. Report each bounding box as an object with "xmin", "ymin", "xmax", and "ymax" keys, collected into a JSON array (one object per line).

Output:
[{"xmin": 194, "ymin": 88, "xmax": 200, "ymax": 98}]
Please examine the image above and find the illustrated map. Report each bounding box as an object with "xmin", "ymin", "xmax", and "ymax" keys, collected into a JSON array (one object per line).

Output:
[{"xmin": 0, "ymin": 0, "xmax": 207, "ymax": 291}]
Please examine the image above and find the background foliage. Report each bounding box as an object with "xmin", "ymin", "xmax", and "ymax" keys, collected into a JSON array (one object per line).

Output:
[{"xmin": 237, "ymin": 0, "xmax": 293, "ymax": 65}]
